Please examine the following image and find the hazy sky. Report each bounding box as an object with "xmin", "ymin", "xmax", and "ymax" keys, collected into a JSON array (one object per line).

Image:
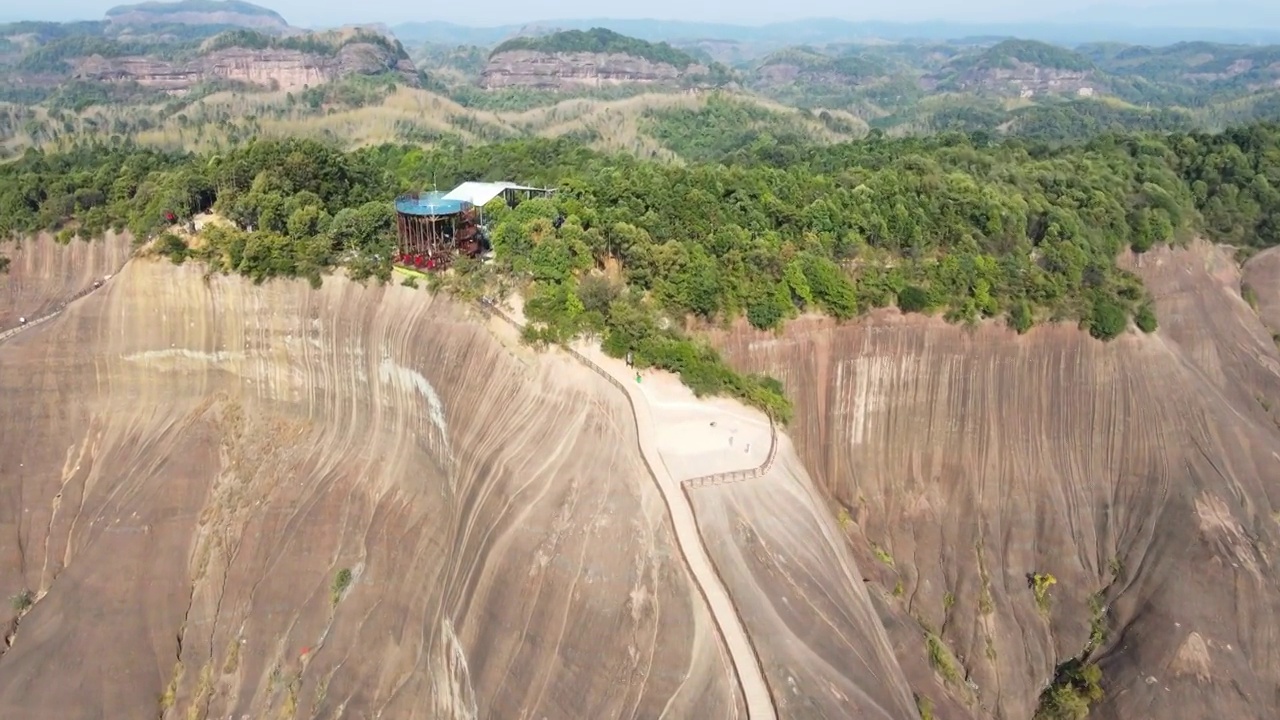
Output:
[{"xmin": 5, "ymin": 0, "xmax": 1275, "ymax": 28}]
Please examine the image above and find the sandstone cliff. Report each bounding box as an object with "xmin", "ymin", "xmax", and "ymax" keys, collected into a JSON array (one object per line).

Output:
[
  {"xmin": 480, "ymin": 49, "xmax": 712, "ymax": 91},
  {"xmin": 11, "ymin": 231, "xmax": 1280, "ymax": 718},
  {"xmin": 711, "ymin": 240, "xmax": 1280, "ymax": 719},
  {"xmin": 0, "ymin": 238, "xmax": 741, "ymax": 718},
  {"xmin": 72, "ymin": 42, "xmax": 419, "ymax": 93}
]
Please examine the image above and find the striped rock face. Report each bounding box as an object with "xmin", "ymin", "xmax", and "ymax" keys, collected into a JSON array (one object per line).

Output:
[
  {"xmin": 710, "ymin": 240, "xmax": 1280, "ymax": 720},
  {"xmin": 0, "ymin": 238, "xmax": 751, "ymax": 719}
]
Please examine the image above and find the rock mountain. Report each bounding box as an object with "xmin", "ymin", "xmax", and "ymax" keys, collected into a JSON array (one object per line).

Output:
[
  {"xmin": 4, "ymin": 231, "xmax": 1280, "ymax": 719},
  {"xmin": 104, "ymin": 0, "xmax": 292, "ymax": 34},
  {"xmin": 479, "ymin": 28, "xmax": 722, "ymax": 91},
  {"xmin": 73, "ymin": 36, "xmax": 420, "ymax": 93},
  {"xmin": 0, "ymin": 4, "xmax": 419, "ymax": 97}
]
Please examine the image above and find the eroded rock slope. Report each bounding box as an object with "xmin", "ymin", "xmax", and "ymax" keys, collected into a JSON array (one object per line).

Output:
[
  {"xmin": 0, "ymin": 233, "xmax": 132, "ymax": 329},
  {"xmin": 713, "ymin": 240, "xmax": 1280, "ymax": 720},
  {"xmin": 0, "ymin": 242, "xmax": 740, "ymax": 719}
]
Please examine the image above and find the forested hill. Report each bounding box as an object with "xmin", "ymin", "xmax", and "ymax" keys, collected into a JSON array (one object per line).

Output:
[
  {"xmin": 103, "ymin": 0, "xmax": 290, "ymax": 32},
  {"xmin": 105, "ymin": 0, "xmax": 283, "ymax": 19},
  {"xmin": 961, "ymin": 39, "xmax": 1095, "ymax": 72},
  {"xmin": 3, "ymin": 124, "xmax": 1279, "ymax": 416},
  {"xmin": 490, "ymin": 28, "xmax": 699, "ymax": 69}
]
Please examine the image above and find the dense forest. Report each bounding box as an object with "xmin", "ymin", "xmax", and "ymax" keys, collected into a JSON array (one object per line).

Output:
[
  {"xmin": 3, "ymin": 123, "xmax": 1280, "ymax": 417},
  {"xmin": 957, "ymin": 39, "xmax": 1097, "ymax": 72},
  {"xmin": 490, "ymin": 28, "xmax": 699, "ymax": 69}
]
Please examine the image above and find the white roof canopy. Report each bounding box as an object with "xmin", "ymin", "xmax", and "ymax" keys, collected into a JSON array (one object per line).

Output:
[{"xmin": 443, "ymin": 181, "xmax": 551, "ymax": 207}]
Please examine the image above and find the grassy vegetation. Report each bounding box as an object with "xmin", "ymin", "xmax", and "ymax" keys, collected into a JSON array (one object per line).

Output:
[
  {"xmin": 158, "ymin": 661, "xmax": 183, "ymax": 712},
  {"xmin": 925, "ymin": 632, "xmax": 962, "ymax": 686},
  {"xmin": 915, "ymin": 693, "xmax": 936, "ymax": 720},
  {"xmin": 0, "ymin": 86, "xmax": 736, "ymax": 158},
  {"xmin": 1034, "ymin": 660, "xmax": 1105, "ymax": 720},
  {"xmin": 1030, "ymin": 572, "xmax": 1057, "ymax": 614},
  {"xmin": 9, "ymin": 589, "xmax": 33, "ymax": 613},
  {"xmin": 871, "ymin": 543, "xmax": 895, "ymax": 567},
  {"xmin": 1087, "ymin": 592, "xmax": 1108, "ymax": 650}
]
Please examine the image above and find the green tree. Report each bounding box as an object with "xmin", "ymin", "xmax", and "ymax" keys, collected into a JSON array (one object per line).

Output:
[{"xmin": 1089, "ymin": 295, "xmax": 1128, "ymax": 340}]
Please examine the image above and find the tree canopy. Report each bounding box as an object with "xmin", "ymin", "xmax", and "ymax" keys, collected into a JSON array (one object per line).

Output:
[
  {"xmin": 5, "ymin": 123, "xmax": 1280, "ymax": 415},
  {"xmin": 491, "ymin": 28, "xmax": 699, "ymax": 70}
]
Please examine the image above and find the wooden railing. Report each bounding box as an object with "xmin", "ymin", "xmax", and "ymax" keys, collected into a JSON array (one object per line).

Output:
[
  {"xmin": 475, "ymin": 297, "xmax": 778, "ymax": 489},
  {"xmin": 0, "ymin": 258, "xmax": 130, "ymax": 344}
]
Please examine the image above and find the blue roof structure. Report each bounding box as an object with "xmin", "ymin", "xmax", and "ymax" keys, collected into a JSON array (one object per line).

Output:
[{"xmin": 395, "ymin": 191, "xmax": 467, "ymax": 217}]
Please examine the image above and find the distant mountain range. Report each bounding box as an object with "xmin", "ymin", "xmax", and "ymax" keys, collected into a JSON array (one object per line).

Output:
[
  {"xmin": 1051, "ymin": 2, "xmax": 1280, "ymax": 30},
  {"xmin": 391, "ymin": 14, "xmax": 1280, "ymax": 49}
]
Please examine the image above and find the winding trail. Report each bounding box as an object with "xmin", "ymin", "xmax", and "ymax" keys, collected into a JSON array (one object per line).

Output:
[
  {"xmin": 477, "ymin": 297, "xmax": 778, "ymax": 720},
  {"xmin": 0, "ymin": 261, "xmax": 128, "ymax": 345}
]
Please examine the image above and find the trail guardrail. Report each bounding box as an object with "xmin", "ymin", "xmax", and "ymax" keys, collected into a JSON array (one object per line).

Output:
[
  {"xmin": 475, "ymin": 297, "xmax": 779, "ymax": 489},
  {"xmin": 475, "ymin": 296, "xmax": 781, "ymax": 718},
  {"xmin": 0, "ymin": 257, "xmax": 131, "ymax": 345}
]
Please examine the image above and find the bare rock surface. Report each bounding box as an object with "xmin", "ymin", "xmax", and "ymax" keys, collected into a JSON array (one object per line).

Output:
[
  {"xmin": 1243, "ymin": 244, "xmax": 1280, "ymax": 333},
  {"xmin": 712, "ymin": 240, "xmax": 1280, "ymax": 720},
  {"xmin": 690, "ymin": 446, "xmax": 923, "ymax": 720},
  {"xmin": 0, "ymin": 241, "xmax": 741, "ymax": 719},
  {"xmin": 573, "ymin": 341, "xmax": 920, "ymax": 720},
  {"xmin": 0, "ymin": 232, "xmax": 133, "ymax": 330},
  {"xmin": 72, "ymin": 43, "xmax": 420, "ymax": 93}
]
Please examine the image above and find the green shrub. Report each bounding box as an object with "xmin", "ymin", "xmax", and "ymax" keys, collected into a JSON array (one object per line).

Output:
[
  {"xmin": 331, "ymin": 568, "xmax": 353, "ymax": 605},
  {"xmin": 916, "ymin": 694, "xmax": 936, "ymax": 720},
  {"xmin": 925, "ymin": 632, "xmax": 962, "ymax": 685},
  {"xmin": 1088, "ymin": 297, "xmax": 1128, "ymax": 340},
  {"xmin": 1134, "ymin": 303, "xmax": 1158, "ymax": 333},
  {"xmin": 9, "ymin": 589, "xmax": 33, "ymax": 613},
  {"xmin": 897, "ymin": 285, "xmax": 931, "ymax": 314},
  {"xmin": 1009, "ymin": 300, "xmax": 1034, "ymax": 334},
  {"xmin": 157, "ymin": 232, "xmax": 189, "ymax": 264},
  {"xmin": 1034, "ymin": 661, "xmax": 1103, "ymax": 720}
]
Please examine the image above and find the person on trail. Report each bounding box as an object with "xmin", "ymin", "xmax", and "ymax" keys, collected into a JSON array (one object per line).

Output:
[
  {"xmin": 746, "ymin": 443, "xmax": 751, "ymax": 453},
  {"xmin": 635, "ymin": 372, "xmax": 641, "ymax": 384}
]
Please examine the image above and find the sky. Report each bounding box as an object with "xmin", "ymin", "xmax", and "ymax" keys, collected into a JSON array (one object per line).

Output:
[{"xmin": 5, "ymin": 0, "xmax": 1277, "ymax": 29}]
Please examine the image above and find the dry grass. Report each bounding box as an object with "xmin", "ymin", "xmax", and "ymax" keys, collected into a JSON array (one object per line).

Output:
[
  {"xmin": 185, "ymin": 663, "xmax": 214, "ymax": 720},
  {"xmin": 159, "ymin": 661, "xmax": 184, "ymax": 713},
  {"xmin": 14, "ymin": 85, "xmax": 855, "ymax": 157}
]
